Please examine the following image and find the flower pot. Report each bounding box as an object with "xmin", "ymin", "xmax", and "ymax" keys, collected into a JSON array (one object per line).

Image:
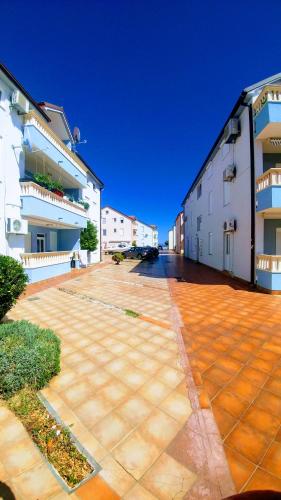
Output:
[{"xmin": 53, "ymin": 189, "xmax": 64, "ymax": 197}]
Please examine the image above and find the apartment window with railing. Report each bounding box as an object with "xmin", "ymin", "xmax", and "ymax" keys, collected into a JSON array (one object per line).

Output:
[{"xmin": 223, "ymin": 180, "xmax": 231, "ymax": 206}]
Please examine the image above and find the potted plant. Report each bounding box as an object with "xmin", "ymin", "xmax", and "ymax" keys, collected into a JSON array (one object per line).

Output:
[
  {"xmin": 50, "ymin": 180, "xmax": 64, "ymax": 197},
  {"xmin": 80, "ymin": 221, "xmax": 98, "ymax": 265},
  {"xmin": 112, "ymin": 253, "xmax": 124, "ymax": 265},
  {"xmin": 33, "ymin": 173, "xmax": 52, "ymax": 190}
]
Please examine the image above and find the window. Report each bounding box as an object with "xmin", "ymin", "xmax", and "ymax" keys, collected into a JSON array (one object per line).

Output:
[
  {"xmin": 102, "ymin": 229, "xmax": 107, "ymax": 236},
  {"xmin": 105, "ymin": 210, "xmax": 109, "ymax": 214},
  {"xmin": 92, "ymin": 183, "xmax": 96, "ymax": 190},
  {"xmin": 114, "ymin": 229, "xmax": 117, "ymax": 233},
  {"xmin": 197, "ymin": 216, "xmax": 202, "ymax": 232},
  {"xmin": 113, "ymin": 218, "xmax": 117, "ymax": 222},
  {"xmin": 102, "ymin": 218, "xmax": 106, "ymax": 223},
  {"xmin": 208, "ymin": 191, "xmax": 213, "ymax": 215},
  {"xmin": 197, "ymin": 183, "xmax": 202, "ymax": 199},
  {"xmin": 36, "ymin": 233, "xmax": 45, "ymax": 253},
  {"xmin": 120, "ymin": 219, "xmax": 124, "ymax": 223},
  {"xmin": 208, "ymin": 232, "xmax": 213, "ymax": 255},
  {"xmin": 226, "ymin": 233, "xmax": 231, "ymax": 254},
  {"xmin": 223, "ymin": 180, "xmax": 231, "ymax": 205}
]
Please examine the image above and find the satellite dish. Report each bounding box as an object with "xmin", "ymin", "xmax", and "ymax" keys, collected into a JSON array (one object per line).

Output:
[{"xmin": 73, "ymin": 127, "xmax": 81, "ymax": 143}]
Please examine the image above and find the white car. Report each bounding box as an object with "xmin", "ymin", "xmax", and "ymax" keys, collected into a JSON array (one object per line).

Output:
[{"xmin": 104, "ymin": 243, "xmax": 131, "ymax": 254}]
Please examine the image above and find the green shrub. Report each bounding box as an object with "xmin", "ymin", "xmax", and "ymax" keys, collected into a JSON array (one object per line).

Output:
[
  {"xmin": 112, "ymin": 252, "xmax": 124, "ymax": 265},
  {"xmin": 80, "ymin": 221, "xmax": 98, "ymax": 252},
  {"xmin": 0, "ymin": 320, "xmax": 60, "ymax": 398},
  {"xmin": 0, "ymin": 255, "xmax": 28, "ymax": 321}
]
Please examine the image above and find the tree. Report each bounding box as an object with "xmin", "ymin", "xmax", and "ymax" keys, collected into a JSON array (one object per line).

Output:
[
  {"xmin": 80, "ymin": 221, "xmax": 98, "ymax": 252},
  {"xmin": 132, "ymin": 240, "xmax": 137, "ymax": 247},
  {"xmin": 165, "ymin": 240, "xmax": 168, "ymax": 246}
]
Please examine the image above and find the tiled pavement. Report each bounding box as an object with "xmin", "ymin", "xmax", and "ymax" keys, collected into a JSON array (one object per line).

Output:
[
  {"xmin": 0, "ymin": 256, "xmax": 235, "ymax": 499},
  {"xmin": 166, "ymin": 254, "xmax": 281, "ymax": 494}
]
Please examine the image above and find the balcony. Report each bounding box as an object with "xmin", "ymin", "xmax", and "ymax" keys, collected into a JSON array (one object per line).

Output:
[
  {"xmin": 23, "ymin": 111, "xmax": 87, "ymax": 187},
  {"xmin": 20, "ymin": 181, "xmax": 88, "ymax": 228},
  {"xmin": 253, "ymin": 86, "xmax": 281, "ymax": 139},
  {"xmin": 256, "ymin": 168, "xmax": 281, "ymax": 213},
  {"xmin": 256, "ymin": 254, "xmax": 281, "ymax": 291},
  {"xmin": 21, "ymin": 251, "xmax": 73, "ymax": 283}
]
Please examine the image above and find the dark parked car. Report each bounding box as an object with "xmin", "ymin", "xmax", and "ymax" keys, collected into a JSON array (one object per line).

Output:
[
  {"xmin": 144, "ymin": 246, "xmax": 159, "ymax": 257},
  {"xmin": 123, "ymin": 247, "xmax": 154, "ymax": 260}
]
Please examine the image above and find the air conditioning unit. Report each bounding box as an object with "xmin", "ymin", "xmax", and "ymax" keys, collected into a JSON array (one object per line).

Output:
[
  {"xmin": 223, "ymin": 219, "xmax": 237, "ymax": 232},
  {"xmin": 223, "ymin": 119, "xmax": 240, "ymax": 144},
  {"xmin": 223, "ymin": 165, "xmax": 237, "ymax": 181},
  {"xmin": 11, "ymin": 90, "xmax": 29, "ymax": 114},
  {"xmin": 6, "ymin": 218, "xmax": 28, "ymax": 235}
]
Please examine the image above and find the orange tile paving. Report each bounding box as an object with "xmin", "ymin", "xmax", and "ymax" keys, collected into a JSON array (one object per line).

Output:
[
  {"xmin": 166, "ymin": 254, "xmax": 281, "ymax": 494},
  {"xmin": 1, "ymin": 255, "xmax": 236, "ymax": 499}
]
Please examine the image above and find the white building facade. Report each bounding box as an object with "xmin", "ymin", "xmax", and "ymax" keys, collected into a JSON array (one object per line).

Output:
[
  {"xmin": 101, "ymin": 206, "xmax": 157, "ymax": 249},
  {"xmin": 0, "ymin": 64, "xmax": 103, "ymax": 282},
  {"xmin": 101, "ymin": 206, "xmax": 133, "ymax": 249},
  {"xmin": 183, "ymin": 73, "xmax": 281, "ymax": 292}
]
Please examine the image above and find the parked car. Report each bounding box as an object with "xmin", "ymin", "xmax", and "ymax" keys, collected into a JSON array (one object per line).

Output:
[
  {"xmin": 144, "ymin": 246, "xmax": 159, "ymax": 257},
  {"xmin": 158, "ymin": 244, "xmax": 163, "ymax": 250},
  {"xmin": 105, "ymin": 243, "xmax": 131, "ymax": 254},
  {"xmin": 123, "ymin": 247, "xmax": 155, "ymax": 260}
]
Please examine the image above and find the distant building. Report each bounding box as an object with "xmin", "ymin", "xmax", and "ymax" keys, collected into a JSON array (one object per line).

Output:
[
  {"xmin": 101, "ymin": 206, "xmax": 157, "ymax": 248},
  {"xmin": 168, "ymin": 226, "xmax": 175, "ymax": 250},
  {"xmin": 175, "ymin": 211, "xmax": 184, "ymax": 254}
]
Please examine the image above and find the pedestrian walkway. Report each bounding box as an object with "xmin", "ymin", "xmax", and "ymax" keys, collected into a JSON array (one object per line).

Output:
[
  {"xmin": 166, "ymin": 254, "xmax": 281, "ymax": 493},
  {"xmin": 2, "ymin": 257, "xmax": 234, "ymax": 499}
]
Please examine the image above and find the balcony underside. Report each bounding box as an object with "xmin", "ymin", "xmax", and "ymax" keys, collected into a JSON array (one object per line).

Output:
[
  {"xmin": 21, "ymin": 195, "xmax": 87, "ymax": 228},
  {"xmin": 24, "ymin": 124, "xmax": 87, "ymax": 187}
]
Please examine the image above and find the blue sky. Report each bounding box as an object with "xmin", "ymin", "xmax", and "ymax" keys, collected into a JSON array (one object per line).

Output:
[{"xmin": 2, "ymin": 0, "xmax": 281, "ymax": 243}]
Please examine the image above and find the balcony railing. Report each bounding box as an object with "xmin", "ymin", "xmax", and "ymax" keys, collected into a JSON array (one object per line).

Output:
[
  {"xmin": 23, "ymin": 111, "xmax": 87, "ymax": 186},
  {"xmin": 253, "ymin": 86, "xmax": 281, "ymax": 117},
  {"xmin": 257, "ymin": 254, "xmax": 281, "ymax": 273},
  {"xmin": 20, "ymin": 182, "xmax": 87, "ymax": 216},
  {"xmin": 21, "ymin": 251, "xmax": 72, "ymax": 269},
  {"xmin": 256, "ymin": 168, "xmax": 281, "ymax": 192}
]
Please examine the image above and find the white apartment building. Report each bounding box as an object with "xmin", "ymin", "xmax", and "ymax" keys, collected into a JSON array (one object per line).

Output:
[
  {"xmin": 101, "ymin": 206, "xmax": 132, "ymax": 249},
  {"xmin": 168, "ymin": 226, "xmax": 175, "ymax": 250},
  {"xmin": 183, "ymin": 72, "xmax": 281, "ymax": 293},
  {"xmin": 101, "ymin": 206, "xmax": 158, "ymax": 248},
  {"xmin": 0, "ymin": 63, "xmax": 103, "ymax": 282}
]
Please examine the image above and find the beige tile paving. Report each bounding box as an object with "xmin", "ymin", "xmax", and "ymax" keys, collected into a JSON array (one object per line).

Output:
[{"xmin": 3, "ymin": 259, "xmax": 202, "ymax": 498}]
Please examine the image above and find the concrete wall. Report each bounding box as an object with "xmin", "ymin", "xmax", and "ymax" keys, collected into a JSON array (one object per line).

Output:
[{"xmin": 183, "ymin": 106, "xmax": 252, "ymax": 282}]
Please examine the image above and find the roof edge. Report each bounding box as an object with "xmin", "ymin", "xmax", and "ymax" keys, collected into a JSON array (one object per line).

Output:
[{"xmin": 0, "ymin": 63, "xmax": 50, "ymax": 122}]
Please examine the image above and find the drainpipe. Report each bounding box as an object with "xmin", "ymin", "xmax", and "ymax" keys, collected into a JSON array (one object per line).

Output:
[{"xmin": 247, "ymin": 104, "xmax": 256, "ymax": 286}]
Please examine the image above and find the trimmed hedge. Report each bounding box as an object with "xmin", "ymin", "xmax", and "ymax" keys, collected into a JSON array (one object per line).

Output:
[
  {"xmin": 0, "ymin": 321, "xmax": 60, "ymax": 398},
  {"xmin": 0, "ymin": 255, "xmax": 28, "ymax": 320}
]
